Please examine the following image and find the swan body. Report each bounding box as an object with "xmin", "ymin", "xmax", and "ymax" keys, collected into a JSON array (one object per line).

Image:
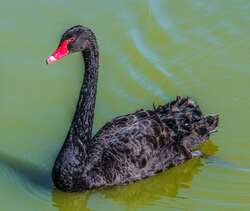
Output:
[{"xmin": 47, "ymin": 25, "xmax": 219, "ymax": 192}]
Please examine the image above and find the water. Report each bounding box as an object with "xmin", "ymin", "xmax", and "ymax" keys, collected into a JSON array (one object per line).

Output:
[{"xmin": 0, "ymin": 0, "xmax": 250, "ymax": 210}]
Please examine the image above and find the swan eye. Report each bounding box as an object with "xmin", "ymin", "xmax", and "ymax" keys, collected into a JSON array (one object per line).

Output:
[{"xmin": 68, "ymin": 37, "xmax": 76, "ymax": 42}]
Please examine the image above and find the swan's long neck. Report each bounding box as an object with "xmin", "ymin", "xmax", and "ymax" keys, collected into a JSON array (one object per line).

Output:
[{"xmin": 66, "ymin": 37, "xmax": 99, "ymax": 146}]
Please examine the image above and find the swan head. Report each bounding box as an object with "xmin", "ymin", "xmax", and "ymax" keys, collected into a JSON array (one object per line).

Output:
[{"xmin": 46, "ymin": 25, "xmax": 94, "ymax": 64}]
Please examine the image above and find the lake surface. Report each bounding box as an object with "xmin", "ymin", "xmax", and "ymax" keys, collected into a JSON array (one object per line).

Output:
[{"xmin": 0, "ymin": 0, "xmax": 250, "ymax": 210}]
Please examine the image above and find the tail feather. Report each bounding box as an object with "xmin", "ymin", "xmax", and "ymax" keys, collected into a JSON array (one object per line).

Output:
[{"xmin": 156, "ymin": 96, "xmax": 219, "ymax": 150}]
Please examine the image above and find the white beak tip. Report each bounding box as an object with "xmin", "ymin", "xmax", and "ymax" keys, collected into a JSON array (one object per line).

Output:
[{"xmin": 46, "ymin": 56, "xmax": 57, "ymax": 64}]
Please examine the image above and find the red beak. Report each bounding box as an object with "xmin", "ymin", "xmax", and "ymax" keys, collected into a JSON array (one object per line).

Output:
[{"xmin": 46, "ymin": 39, "xmax": 70, "ymax": 64}]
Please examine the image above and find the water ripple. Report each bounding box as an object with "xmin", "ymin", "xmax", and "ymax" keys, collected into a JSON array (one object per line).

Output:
[
  {"xmin": 0, "ymin": 151, "xmax": 52, "ymax": 204},
  {"xmin": 208, "ymin": 156, "xmax": 250, "ymax": 174},
  {"xmin": 129, "ymin": 28, "xmax": 176, "ymax": 80},
  {"xmin": 118, "ymin": 55, "xmax": 171, "ymax": 102},
  {"xmin": 148, "ymin": 0, "xmax": 185, "ymax": 43}
]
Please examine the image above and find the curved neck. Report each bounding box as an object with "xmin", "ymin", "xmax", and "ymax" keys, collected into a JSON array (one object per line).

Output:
[{"xmin": 66, "ymin": 38, "xmax": 99, "ymax": 145}]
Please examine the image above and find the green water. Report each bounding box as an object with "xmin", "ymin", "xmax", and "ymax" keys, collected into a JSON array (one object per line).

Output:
[{"xmin": 0, "ymin": 0, "xmax": 250, "ymax": 210}]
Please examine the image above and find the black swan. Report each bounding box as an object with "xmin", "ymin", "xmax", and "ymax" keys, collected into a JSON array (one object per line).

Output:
[{"xmin": 46, "ymin": 25, "xmax": 219, "ymax": 192}]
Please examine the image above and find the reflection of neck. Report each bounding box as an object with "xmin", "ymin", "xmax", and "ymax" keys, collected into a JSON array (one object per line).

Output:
[{"xmin": 66, "ymin": 37, "xmax": 99, "ymax": 146}]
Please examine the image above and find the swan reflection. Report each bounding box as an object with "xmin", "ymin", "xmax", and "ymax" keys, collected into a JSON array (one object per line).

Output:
[{"xmin": 52, "ymin": 141, "xmax": 218, "ymax": 211}]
